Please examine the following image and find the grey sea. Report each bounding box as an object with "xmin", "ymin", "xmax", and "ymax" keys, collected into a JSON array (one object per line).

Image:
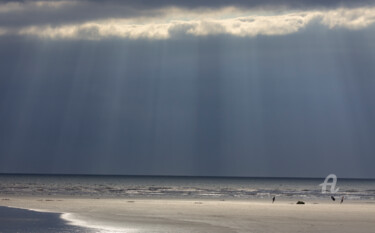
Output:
[
  {"xmin": 0, "ymin": 174, "xmax": 374, "ymax": 200},
  {"xmin": 0, "ymin": 206, "xmax": 94, "ymax": 233}
]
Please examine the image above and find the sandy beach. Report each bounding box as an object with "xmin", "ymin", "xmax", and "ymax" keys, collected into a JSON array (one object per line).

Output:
[{"xmin": 1, "ymin": 197, "xmax": 374, "ymax": 233}]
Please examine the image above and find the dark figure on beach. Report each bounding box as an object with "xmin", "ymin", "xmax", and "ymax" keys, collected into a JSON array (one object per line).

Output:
[
  {"xmin": 340, "ymin": 196, "xmax": 344, "ymax": 204},
  {"xmin": 272, "ymin": 196, "xmax": 275, "ymax": 203},
  {"xmin": 331, "ymin": 196, "xmax": 336, "ymax": 201}
]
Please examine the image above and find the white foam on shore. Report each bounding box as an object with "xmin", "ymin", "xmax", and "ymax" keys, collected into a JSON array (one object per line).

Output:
[
  {"xmin": 61, "ymin": 212, "xmax": 138, "ymax": 233},
  {"xmin": 5, "ymin": 205, "xmax": 137, "ymax": 233}
]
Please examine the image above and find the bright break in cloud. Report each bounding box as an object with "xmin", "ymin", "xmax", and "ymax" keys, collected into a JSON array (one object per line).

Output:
[{"xmin": 1, "ymin": 1, "xmax": 375, "ymax": 40}]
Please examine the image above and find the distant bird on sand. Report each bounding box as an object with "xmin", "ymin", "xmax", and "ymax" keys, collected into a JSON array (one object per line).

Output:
[
  {"xmin": 331, "ymin": 196, "xmax": 336, "ymax": 201},
  {"xmin": 340, "ymin": 196, "xmax": 344, "ymax": 204},
  {"xmin": 272, "ymin": 196, "xmax": 275, "ymax": 203}
]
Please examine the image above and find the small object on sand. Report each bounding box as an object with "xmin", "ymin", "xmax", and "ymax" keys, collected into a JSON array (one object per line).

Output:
[
  {"xmin": 340, "ymin": 196, "xmax": 344, "ymax": 204},
  {"xmin": 296, "ymin": 201, "xmax": 305, "ymax": 205},
  {"xmin": 272, "ymin": 196, "xmax": 276, "ymax": 203},
  {"xmin": 331, "ymin": 196, "xmax": 336, "ymax": 201}
]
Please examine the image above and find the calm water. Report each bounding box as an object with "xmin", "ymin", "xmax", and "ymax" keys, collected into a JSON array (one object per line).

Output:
[
  {"xmin": 0, "ymin": 175, "xmax": 374, "ymax": 200},
  {"xmin": 0, "ymin": 206, "xmax": 94, "ymax": 233}
]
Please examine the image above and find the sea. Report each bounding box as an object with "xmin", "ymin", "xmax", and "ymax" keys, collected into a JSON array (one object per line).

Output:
[
  {"xmin": 0, "ymin": 174, "xmax": 374, "ymax": 200},
  {"xmin": 0, "ymin": 206, "xmax": 94, "ymax": 233}
]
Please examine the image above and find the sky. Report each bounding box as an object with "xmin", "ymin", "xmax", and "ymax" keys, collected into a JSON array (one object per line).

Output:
[{"xmin": 0, "ymin": 0, "xmax": 375, "ymax": 178}]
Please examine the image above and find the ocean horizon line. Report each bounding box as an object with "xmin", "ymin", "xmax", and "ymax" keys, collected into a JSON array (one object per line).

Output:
[{"xmin": 1, "ymin": 172, "xmax": 374, "ymax": 181}]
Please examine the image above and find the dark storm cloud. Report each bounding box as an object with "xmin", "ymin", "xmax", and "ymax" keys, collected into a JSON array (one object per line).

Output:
[
  {"xmin": 84, "ymin": 0, "xmax": 375, "ymax": 9},
  {"xmin": 0, "ymin": 0, "xmax": 375, "ymax": 28}
]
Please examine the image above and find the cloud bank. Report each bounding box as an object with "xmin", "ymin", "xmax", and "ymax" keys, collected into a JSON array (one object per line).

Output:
[{"xmin": 1, "ymin": 1, "xmax": 375, "ymax": 39}]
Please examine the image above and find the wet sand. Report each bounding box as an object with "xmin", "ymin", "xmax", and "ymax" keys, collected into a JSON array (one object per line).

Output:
[{"xmin": 1, "ymin": 197, "xmax": 375, "ymax": 233}]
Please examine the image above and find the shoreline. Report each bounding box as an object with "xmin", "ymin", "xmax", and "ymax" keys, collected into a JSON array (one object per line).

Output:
[
  {"xmin": 2, "ymin": 196, "xmax": 375, "ymax": 233},
  {"xmin": 0, "ymin": 204, "xmax": 129, "ymax": 232},
  {"xmin": 2, "ymin": 194, "xmax": 375, "ymax": 204},
  {"xmin": 0, "ymin": 206, "xmax": 95, "ymax": 233}
]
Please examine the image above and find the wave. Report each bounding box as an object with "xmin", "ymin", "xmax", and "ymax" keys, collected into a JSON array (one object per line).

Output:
[{"xmin": 1, "ymin": 175, "xmax": 374, "ymax": 200}]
